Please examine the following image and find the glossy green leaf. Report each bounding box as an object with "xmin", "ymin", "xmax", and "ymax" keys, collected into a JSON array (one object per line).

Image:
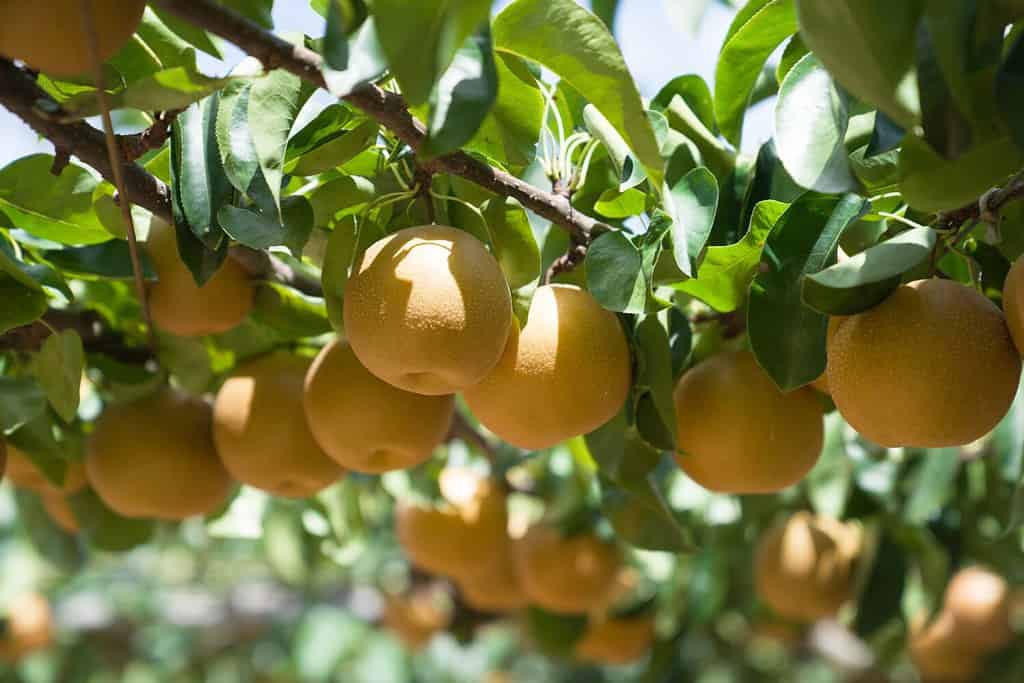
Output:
[
  {"xmin": 69, "ymin": 489, "xmax": 156, "ymax": 552},
  {"xmin": 0, "ymin": 275, "xmax": 48, "ymax": 334},
  {"xmin": 0, "ymin": 155, "xmax": 112, "ymax": 245},
  {"xmin": 152, "ymin": 6, "xmax": 223, "ymax": 59},
  {"xmin": 308, "ymin": 175, "xmax": 376, "ymax": 228},
  {"xmin": 586, "ymin": 231, "xmax": 645, "ymax": 314},
  {"xmin": 633, "ymin": 314, "xmax": 677, "ymax": 450},
  {"xmin": 584, "ymin": 104, "xmax": 646, "ymax": 191},
  {"xmin": 796, "ymin": 0, "xmax": 923, "ymax": 127},
  {"xmin": 671, "ymin": 200, "xmax": 786, "ymax": 312},
  {"xmin": 218, "ymin": 206, "xmax": 284, "ymax": 250},
  {"xmin": 665, "ymin": 166, "xmax": 718, "ymax": 277},
  {"xmin": 35, "ymin": 330, "xmax": 84, "ymax": 423},
  {"xmin": 714, "ymin": 0, "xmax": 797, "ymax": 146},
  {"xmin": 853, "ymin": 530, "xmax": 906, "ymax": 637},
  {"xmin": 482, "ymin": 197, "xmax": 540, "ymax": 289},
  {"xmin": 997, "ymin": 30, "xmax": 1024, "ymax": 151},
  {"xmin": 321, "ymin": 17, "xmax": 388, "ymax": 97},
  {"xmin": 215, "ymin": 74, "xmax": 277, "ymax": 217},
  {"xmin": 899, "ymin": 133, "xmax": 1024, "ymax": 212},
  {"xmin": 43, "ymin": 241, "xmax": 156, "ymax": 280},
  {"xmin": 464, "ymin": 53, "xmax": 544, "ymax": 170},
  {"xmin": 172, "ymin": 97, "xmax": 234, "ymax": 248},
  {"xmin": 13, "ymin": 490, "xmax": 83, "ymax": 572},
  {"xmin": 252, "ymin": 283, "xmax": 331, "ymax": 339},
  {"xmin": 0, "ymin": 377, "xmax": 47, "ymax": 431},
  {"xmin": 61, "ymin": 66, "xmax": 238, "ymax": 118},
  {"xmin": 594, "ymin": 188, "xmax": 646, "ymax": 219},
  {"xmin": 651, "ymin": 74, "xmax": 716, "ymax": 134},
  {"xmin": 281, "ymin": 195, "xmax": 316, "ymax": 258},
  {"xmin": 494, "ymin": 0, "xmax": 662, "ymax": 184},
  {"xmin": 422, "ymin": 30, "xmax": 499, "ymax": 158},
  {"xmin": 661, "ymin": 95, "xmax": 734, "ymax": 181},
  {"xmin": 289, "ymin": 119, "xmax": 378, "ymax": 176},
  {"xmin": 775, "ymin": 53, "xmax": 858, "ymax": 193},
  {"xmin": 748, "ymin": 194, "xmax": 868, "ymax": 390},
  {"xmin": 905, "ymin": 449, "xmax": 960, "ymax": 524},
  {"xmin": 372, "ymin": 0, "xmax": 491, "ymax": 106},
  {"xmin": 322, "ymin": 0, "xmax": 350, "ymax": 70},
  {"xmin": 802, "ymin": 227, "xmax": 937, "ymax": 315}
]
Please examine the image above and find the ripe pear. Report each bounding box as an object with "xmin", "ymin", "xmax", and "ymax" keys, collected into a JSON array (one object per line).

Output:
[
  {"xmin": 343, "ymin": 225, "xmax": 512, "ymax": 395},
  {"xmin": 0, "ymin": 0, "xmax": 145, "ymax": 76},
  {"xmin": 575, "ymin": 615, "xmax": 656, "ymax": 665},
  {"xmin": 755, "ymin": 512, "xmax": 858, "ymax": 622},
  {"xmin": 0, "ymin": 593, "xmax": 51, "ymax": 662},
  {"xmin": 303, "ymin": 340, "xmax": 453, "ymax": 473},
  {"xmin": 86, "ymin": 387, "xmax": 233, "ymax": 520},
  {"xmin": 381, "ymin": 585, "xmax": 452, "ymax": 651},
  {"xmin": 909, "ymin": 611, "xmax": 982, "ymax": 682},
  {"xmin": 147, "ymin": 217, "xmax": 254, "ymax": 337},
  {"xmin": 944, "ymin": 566, "xmax": 1013, "ymax": 653},
  {"xmin": 674, "ymin": 351, "xmax": 824, "ymax": 493},
  {"xmin": 396, "ymin": 468, "xmax": 509, "ymax": 579},
  {"xmin": 829, "ymin": 278, "xmax": 1021, "ymax": 447},
  {"xmin": 1003, "ymin": 256, "xmax": 1024, "ymax": 354},
  {"xmin": 214, "ymin": 352, "xmax": 344, "ymax": 498},
  {"xmin": 513, "ymin": 525, "xmax": 622, "ymax": 615},
  {"xmin": 456, "ymin": 558, "xmax": 529, "ymax": 613},
  {"xmin": 5, "ymin": 447, "xmax": 86, "ymax": 495},
  {"xmin": 463, "ymin": 284, "xmax": 631, "ymax": 450}
]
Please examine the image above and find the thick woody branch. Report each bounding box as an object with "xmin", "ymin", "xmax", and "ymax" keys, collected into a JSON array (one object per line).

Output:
[
  {"xmin": 151, "ymin": 0, "xmax": 609, "ymax": 243},
  {"xmin": 0, "ymin": 59, "xmax": 322, "ymax": 297},
  {"xmin": 934, "ymin": 173, "xmax": 1024, "ymax": 231},
  {"xmin": 0, "ymin": 310, "xmax": 153, "ymax": 364}
]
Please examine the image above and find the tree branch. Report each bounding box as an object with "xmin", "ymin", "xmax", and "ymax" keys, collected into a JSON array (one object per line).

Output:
[
  {"xmin": 934, "ymin": 173, "xmax": 1024, "ymax": 231},
  {"xmin": 0, "ymin": 59, "xmax": 323, "ymax": 298},
  {"xmin": 151, "ymin": 0, "xmax": 609, "ymax": 244},
  {"xmin": 0, "ymin": 310, "xmax": 154, "ymax": 364}
]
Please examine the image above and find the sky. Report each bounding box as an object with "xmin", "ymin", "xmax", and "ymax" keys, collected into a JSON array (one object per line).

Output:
[{"xmin": 0, "ymin": 0, "xmax": 773, "ymax": 165}]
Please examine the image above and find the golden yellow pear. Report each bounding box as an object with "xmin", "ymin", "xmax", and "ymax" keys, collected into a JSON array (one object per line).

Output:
[
  {"xmin": 575, "ymin": 614, "xmax": 656, "ymax": 665},
  {"xmin": 464, "ymin": 284, "xmax": 631, "ymax": 450},
  {"xmin": 909, "ymin": 611, "xmax": 982, "ymax": 682},
  {"xmin": 42, "ymin": 495, "xmax": 79, "ymax": 534},
  {"xmin": 396, "ymin": 468, "xmax": 509, "ymax": 579},
  {"xmin": 828, "ymin": 278, "xmax": 1021, "ymax": 447},
  {"xmin": 381, "ymin": 585, "xmax": 451, "ymax": 651},
  {"xmin": 513, "ymin": 525, "xmax": 622, "ymax": 615},
  {"xmin": 1003, "ymin": 256, "xmax": 1024, "ymax": 353},
  {"xmin": 0, "ymin": 593, "xmax": 52, "ymax": 662},
  {"xmin": 674, "ymin": 351, "xmax": 824, "ymax": 493},
  {"xmin": 754, "ymin": 512, "xmax": 859, "ymax": 622},
  {"xmin": 146, "ymin": 217, "xmax": 254, "ymax": 337},
  {"xmin": 944, "ymin": 566, "xmax": 1013, "ymax": 653},
  {"xmin": 5, "ymin": 447, "xmax": 87, "ymax": 495},
  {"xmin": 214, "ymin": 352, "xmax": 344, "ymax": 498},
  {"xmin": 0, "ymin": 0, "xmax": 145, "ymax": 76},
  {"xmin": 86, "ymin": 387, "xmax": 233, "ymax": 520},
  {"xmin": 456, "ymin": 558, "xmax": 530, "ymax": 613},
  {"xmin": 343, "ymin": 225, "xmax": 512, "ymax": 395},
  {"xmin": 303, "ymin": 340, "xmax": 453, "ymax": 473}
]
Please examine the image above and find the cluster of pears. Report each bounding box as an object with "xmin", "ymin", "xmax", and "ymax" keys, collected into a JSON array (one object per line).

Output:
[
  {"xmin": 910, "ymin": 566, "xmax": 1018, "ymax": 682},
  {"xmin": 0, "ymin": 0, "xmax": 145, "ymax": 77},
  {"xmin": 396, "ymin": 466, "xmax": 655, "ymax": 663},
  {"xmin": 754, "ymin": 512, "xmax": 863, "ymax": 623}
]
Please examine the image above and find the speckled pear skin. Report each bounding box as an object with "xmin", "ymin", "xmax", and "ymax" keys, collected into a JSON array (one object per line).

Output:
[
  {"xmin": 828, "ymin": 279, "xmax": 1021, "ymax": 448},
  {"xmin": 343, "ymin": 225, "xmax": 512, "ymax": 395}
]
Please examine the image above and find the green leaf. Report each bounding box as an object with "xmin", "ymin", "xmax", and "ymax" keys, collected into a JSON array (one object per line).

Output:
[
  {"xmin": 68, "ymin": 489, "xmax": 156, "ymax": 552},
  {"xmin": 905, "ymin": 449, "xmax": 960, "ymax": 524},
  {"xmin": 584, "ymin": 104, "xmax": 646, "ymax": 191},
  {"xmin": 7, "ymin": 415, "xmax": 70, "ymax": 485},
  {"xmin": 482, "ymin": 197, "xmax": 540, "ymax": 289},
  {"xmin": 0, "ymin": 275, "xmax": 48, "ymax": 334},
  {"xmin": 774, "ymin": 53, "xmax": 858, "ymax": 193},
  {"xmin": 219, "ymin": 0, "xmax": 274, "ymax": 28},
  {"xmin": 281, "ymin": 195, "xmax": 316, "ymax": 258},
  {"xmin": 523, "ymin": 608, "xmax": 587, "ymax": 658},
  {"xmin": 997, "ymin": 30, "xmax": 1024, "ymax": 151},
  {"xmin": 671, "ymin": 200, "xmax": 786, "ymax": 312},
  {"xmin": 651, "ymin": 74, "xmax": 716, "ymax": 134},
  {"xmin": 661, "ymin": 95, "xmax": 735, "ymax": 181},
  {"xmin": 422, "ymin": 30, "xmax": 499, "ymax": 158},
  {"xmin": 493, "ymin": 0, "xmax": 662, "ymax": 184},
  {"xmin": 172, "ymin": 97, "xmax": 234, "ymax": 248},
  {"xmin": 35, "ymin": 330, "xmax": 84, "ymax": 423},
  {"xmin": 796, "ymin": 0, "xmax": 922, "ymax": 127},
  {"xmin": 601, "ymin": 472, "xmax": 692, "ymax": 553},
  {"xmin": 42, "ymin": 241, "xmax": 157, "ymax": 280},
  {"xmin": 594, "ymin": 188, "xmax": 646, "ymax": 219},
  {"xmin": 215, "ymin": 75, "xmax": 278, "ymax": 217},
  {"xmin": 463, "ymin": 53, "xmax": 544, "ymax": 170},
  {"xmin": 152, "ymin": 6, "xmax": 223, "ymax": 59},
  {"xmin": 802, "ymin": 227, "xmax": 938, "ymax": 315},
  {"xmin": 633, "ymin": 314, "xmax": 677, "ymax": 450},
  {"xmin": 322, "ymin": 0, "xmax": 350, "ymax": 70},
  {"xmin": 665, "ymin": 167, "xmax": 718, "ymax": 278},
  {"xmin": 853, "ymin": 530, "xmax": 906, "ymax": 637},
  {"xmin": 289, "ymin": 119, "xmax": 378, "ymax": 176},
  {"xmin": 308, "ymin": 175, "xmax": 376, "ymax": 228},
  {"xmin": 586, "ymin": 231, "xmax": 647, "ymax": 314},
  {"xmin": 748, "ymin": 194, "xmax": 868, "ymax": 390},
  {"xmin": 915, "ymin": 1, "xmax": 975, "ymax": 160},
  {"xmin": 806, "ymin": 414, "xmax": 853, "ymax": 518},
  {"xmin": 61, "ymin": 66, "xmax": 239, "ymax": 118},
  {"xmin": 251, "ymin": 283, "xmax": 331, "ymax": 339},
  {"xmin": 0, "ymin": 377, "xmax": 47, "ymax": 431},
  {"xmin": 218, "ymin": 206, "xmax": 285, "ymax": 249},
  {"xmin": 372, "ymin": 0, "xmax": 491, "ymax": 106},
  {"xmin": 13, "ymin": 490, "xmax": 84, "ymax": 572},
  {"xmin": 898, "ymin": 133, "xmax": 1024, "ymax": 212},
  {"xmin": 714, "ymin": 0, "xmax": 798, "ymax": 146},
  {"xmin": 0, "ymin": 155, "xmax": 112, "ymax": 245},
  {"xmin": 321, "ymin": 17, "xmax": 388, "ymax": 97},
  {"xmin": 249, "ymin": 68, "xmax": 316, "ymax": 216}
]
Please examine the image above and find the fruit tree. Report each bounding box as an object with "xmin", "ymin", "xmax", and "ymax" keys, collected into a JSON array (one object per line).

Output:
[{"xmin": 0, "ymin": 0, "xmax": 1024, "ymax": 681}]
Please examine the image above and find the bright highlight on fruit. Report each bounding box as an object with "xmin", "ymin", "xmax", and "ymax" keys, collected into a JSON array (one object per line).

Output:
[{"xmin": 343, "ymin": 225, "xmax": 512, "ymax": 395}]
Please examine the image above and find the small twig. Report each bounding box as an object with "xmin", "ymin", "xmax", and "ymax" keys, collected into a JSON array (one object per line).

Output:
[
  {"xmin": 447, "ymin": 411, "xmax": 499, "ymax": 464},
  {"xmin": 80, "ymin": 0, "xmax": 156, "ymax": 353},
  {"xmin": 50, "ymin": 147, "xmax": 71, "ymax": 176},
  {"xmin": 934, "ymin": 172, "xmax": 1024, "ymax": 231},
  {"xmin": 228, "ymin": 246, "xmax": 323, "ymax": 297},
  {"xmin": 691, "ymin": 309, "xmax": 746, "ymax": 339},
  {"xmin": 119, "ymin": 108, "xmax": 184, "ymax": 162},
  {"xmin": 414, "ymin": 165, "xmax": 436, "ymax": 224},
  {"xmin": 544, "ymin": 234, "xmax": 587, "ymax": 284},
  {"xmin": 0, "ymin": 309, "xmax": 154, "ymax": 364}
]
